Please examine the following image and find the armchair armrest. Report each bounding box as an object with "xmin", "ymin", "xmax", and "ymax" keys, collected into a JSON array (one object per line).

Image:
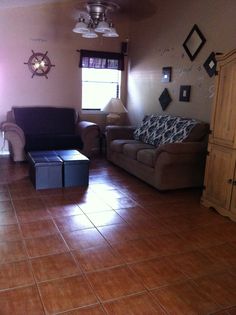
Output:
[
  {"xmin": 1, "ymin": 122, "xmax": 26, "ymax": 161},
  {"xmin": 1, "ymin": 122, "xmax": 25, "ymax": 143},
  {"xmin": 76, "ymin": 120, "xmax": 100, "ymax": 157}
]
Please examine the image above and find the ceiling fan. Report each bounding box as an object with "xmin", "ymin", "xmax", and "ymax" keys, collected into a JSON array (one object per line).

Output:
[
  {"xmin": 71, "ymin": 0, "xmax": 158, "ymax": 38},
  {"xmin": 72, "ymin": 1, "xmax": 120, "ymax": 38}
]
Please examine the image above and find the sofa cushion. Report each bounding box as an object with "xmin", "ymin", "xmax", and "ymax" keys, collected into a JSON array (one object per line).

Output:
[
  {"xmin": 136, "ymin": 149, "xmax": 156, "ymax": 167},
  {"xmin": 13, "ymin": 107, "xmax": 76, "ymax": 135},
  {"xmin": 110, "ymin": 140, "xmax": 140, "ymax": 153},
  {"xmin": 123, "ymin": 143, "xmax": 154, "ymax": 159},
  {"xmin": 25, "ymin": 134, "xmax": 83, "ymax": 151},
  {"xmin": 134, "ymin": 114, "xmax": 199, "ymax": 147}
]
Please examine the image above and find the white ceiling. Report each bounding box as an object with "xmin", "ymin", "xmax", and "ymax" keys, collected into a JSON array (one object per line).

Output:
[
  {"xmin": 0, "ymin": 0, "xmax": 158, "ymax": 21},
  {"xmin": 0, "ymin": 0, "xmax": 69, "ymax": 9}
]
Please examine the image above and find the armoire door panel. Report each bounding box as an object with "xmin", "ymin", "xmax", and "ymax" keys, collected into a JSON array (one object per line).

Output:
[
  {"xmin": 212, "ymin": 59, "xmax": 236, "ymax": 147},
  {"xmin": 204, "ymin": 145, "xmax": 235, "ymax": 210}
]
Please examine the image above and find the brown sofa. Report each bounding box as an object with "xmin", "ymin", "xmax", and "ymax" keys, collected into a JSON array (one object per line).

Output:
[
  {"xmin": 106, "ymin": 115, "xmax": 209, "ymax": 191},
  {"xmin": 1, "ymin": 107, "xmax": 100, "ymax": 162}
]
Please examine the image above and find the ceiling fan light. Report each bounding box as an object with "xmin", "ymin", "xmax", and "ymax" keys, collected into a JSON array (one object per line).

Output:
[
  {"xmin": 95, "ymin": 20, "xmax": 110, "ymax": 33},
  {"xmin": 82, "ymin": 29, "xmax": 98, "ymax": 38},
  {"xmin": 73, "ymin": 19, "xmax": 89, "ymax": 33},
  {"xmin": 103, "ymin": 26, "xmax": 119, "ymax": 37}
]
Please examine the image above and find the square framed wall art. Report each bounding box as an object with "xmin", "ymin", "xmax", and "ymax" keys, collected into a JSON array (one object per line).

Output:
[
  {"xmin": 161, "ymin": 67, "xmax": 172, "ymax": 83},
  {"xmin": 179, "ymin": 85, "xmax": 191, "ymax": 102}
]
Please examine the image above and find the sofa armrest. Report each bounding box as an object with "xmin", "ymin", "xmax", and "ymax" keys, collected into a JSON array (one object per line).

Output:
[
  {"xmin": 1, "ymin": 122, "xmax": 26, "ymax": 161},
  {"xmin": 76, "ymin": 120, "xmax": 100, "ymax": 157},
  {"xmin": 106, "ymin": 126, "xmax": 136, "ymax": 143}
]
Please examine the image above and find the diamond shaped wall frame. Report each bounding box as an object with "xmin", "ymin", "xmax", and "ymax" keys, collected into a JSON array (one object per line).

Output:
[
  {"xmin": 159, "ymin": 88, "xmax": 172, "ymax": 110},
  {"xmin": 203, "ymin": 52, "xmax": 217, "ymax": 77}
]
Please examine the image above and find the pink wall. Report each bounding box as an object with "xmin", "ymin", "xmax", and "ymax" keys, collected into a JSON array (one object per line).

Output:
[
  {"xmin": 127, "ymin": 0, "xmax": 236, "ymax": 125},
  {"xmin": 0, "ymin": 2, "xmax": 129, "ymax": 123},
  {"xmin": 0, "ymin": 2, "xmax": 129, "ymax": 149}
]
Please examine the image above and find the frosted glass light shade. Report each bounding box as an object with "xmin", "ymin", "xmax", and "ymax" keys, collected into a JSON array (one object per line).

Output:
[
  {"xmin": 73, "ymin": 19, "xmax": 89, "ymax": 34},
  {"xmin": 103, "ymin": 26, "xmax": 119, "ymax": 37},
  {"xmin": 95, "ymin": 20, "xmax": 110, "ymax": 33},
  {"xmin": 82, "ymin": 29, "xmax": 98, "ymax": 38}
]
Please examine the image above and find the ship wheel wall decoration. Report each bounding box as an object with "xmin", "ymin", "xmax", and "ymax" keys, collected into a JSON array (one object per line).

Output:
[{"xmin": 24, "ymin": 50, "xmax": 55, "ymax": 79}]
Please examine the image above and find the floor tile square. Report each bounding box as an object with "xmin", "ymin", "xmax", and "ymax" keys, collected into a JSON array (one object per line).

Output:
[
  {"xmin": 179, "ymin": 226, "xmax": 224, "ymax": 248},
  {"xmin": 54, "ymin": 214, "xmax": 94, "ymax": 232},
  {"xmin": 168, "ymin": 250, "xmax": 224, "ymax": 278},
  {"xmin": 16, "ymin": 208, "xmax": 51, "ymax": 223},
  {"xmin": 13, "ymin": 198, "xmax": 45, "ymax": 211},
  {"xmin": 147, "ymin": 233, "xmax": 195, "ymax": 256},
  {"xmin": 0, "ymin": 200, "xmax": 14, "ymax": 212},
  {"xmin": 152, "ymin": 280, "xmax": 220, "ymax": 315},
  {"xmin": 103, "ymin": 292, "xmax": 166, "ymax": 314},
  {"xmin": 20, "ymin": 219, "xmax": 58, "ymax": 239},
  {"xmin": 63, "ymin": 228, "xmax": 108, "ymax": 250},
  {"xmin": 25, "ymin": 234, "xmax": 68, "ymax": 257},
  {"xmin": 0, "ymin": 240, "xmax": 27, "ymax": 263},
  {"xmin": 0, "ymin": 210, "xmax": 17, "ymax": 225},
  {"xmin": 38, "ymin": 275, "xmax": 98, "ymax": 314},
  {"xmin": 98, "ymin": 223, "xmax": 140, "ymax": 244},
  {"xmin": 0, "ymin": 224, "xmax": 22, "ymax": 241},
  {"xmin": 194, "ymin": 272, "xmax": 236, "ymax": 308},
  {"xmin": 130, "ymin": 257, "xmax": 187, "ymax": 289},
  {"xmin": 0, "ymin": 191, "xmax": 10, "ymax": 201},
  {"xmin": 87, "ymin": 265, "xmax": 145, "ymax": 301},
  {"xmin": 31, "ymin": 252, "xmax": 81, "ymax": 282},
  {"xmin": 105, "ymin": 196, "xmax": 138, "ymax": 209},
  {"xmin": 0, "ymin": 285, "xmax": 45, "ymax": 315},
  {"xmin": 61, "ymin": 305, "xmax": 106, "ymax": 314},
  {"xmin": 47, "ymin": 203, "xmax": 83, "ymax": 217},
  {"xmin": 0, "ymin": 260, "xmax": 34, "ymax": 290},
  {"xmin": 112, "ymin": 239, "xmax": 158, "ymax": 263},
  {"xmin": 79, "ymin": 201, "xmax": 112, "ymax": 213},
  {"xmin": 10, "ymin": 188, "xmax": 38, "ymax": 200},
  {"xmin": 73, "ymin": 245, "xmax": 124, "ymax": 272},
  {"xmin": 86, "ymin": 211, "xmax": 126, "ymax": 227}
]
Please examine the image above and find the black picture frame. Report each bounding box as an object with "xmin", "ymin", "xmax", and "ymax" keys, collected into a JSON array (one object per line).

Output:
[
  {"xmin": 161, "ymin": 67, "xmax": 172, "ymax": 83},
  {"xmin": 179, "ymin": 85, "xmax": 191, "ymax": 102},
  {"xmin": 183, "ymin": 24, "xmax": 206, "ymax": 61},
  {"xmin": 203, "ymin": 52, "xmax": 217, "ymax": 77}
]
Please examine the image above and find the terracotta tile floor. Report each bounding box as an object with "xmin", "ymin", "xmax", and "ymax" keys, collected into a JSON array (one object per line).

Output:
[{"xmin": 0, "ymin": 155, "xmax": 236, "ymax": 314}]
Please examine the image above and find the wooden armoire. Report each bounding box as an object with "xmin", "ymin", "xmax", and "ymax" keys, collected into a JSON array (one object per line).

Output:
[{"xmin": 201, "ymin": 49, "xmax": 236, "ymax": 221}]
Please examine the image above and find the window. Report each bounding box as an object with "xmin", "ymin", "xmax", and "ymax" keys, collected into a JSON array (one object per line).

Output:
[
  {"xmin": 79, "ymin": 49, "xmax": 124, "ymax": 110},
  {"xmin": 82, "ymin": 68, "xmax": 121, "ymax": 110}
]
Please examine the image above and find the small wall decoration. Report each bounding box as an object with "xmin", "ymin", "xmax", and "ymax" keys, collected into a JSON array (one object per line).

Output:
[
  {"xmin": 179, "ymin": 85, "xmax": 191, "ymax": 102},
  {"xmin": 24, "ymin": 50, "xmax": 55, "ymax": 79},
  {"xmin": 159, "ymin": 88, "xmax": 172, "ymax": 110},
  {"xmin": 161, "ymin": 67, "xmax": 172, "ymax": 83},
  {"xmin": 203, "ymin": 52, "xmax": 217, "ymax": 77},
  {"xmin": 183, "ymin": 24, "xmax": 206, "ymax": 61}
]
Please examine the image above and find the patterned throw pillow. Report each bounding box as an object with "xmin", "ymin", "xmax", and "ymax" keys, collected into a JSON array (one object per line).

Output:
[
  {"xmin": 134, "ymin": 115, "xmax": 198, "ymax": 147},
  {"xmin": 152, "ymin": 117, "xmax": 198, "ymax": 147}
]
